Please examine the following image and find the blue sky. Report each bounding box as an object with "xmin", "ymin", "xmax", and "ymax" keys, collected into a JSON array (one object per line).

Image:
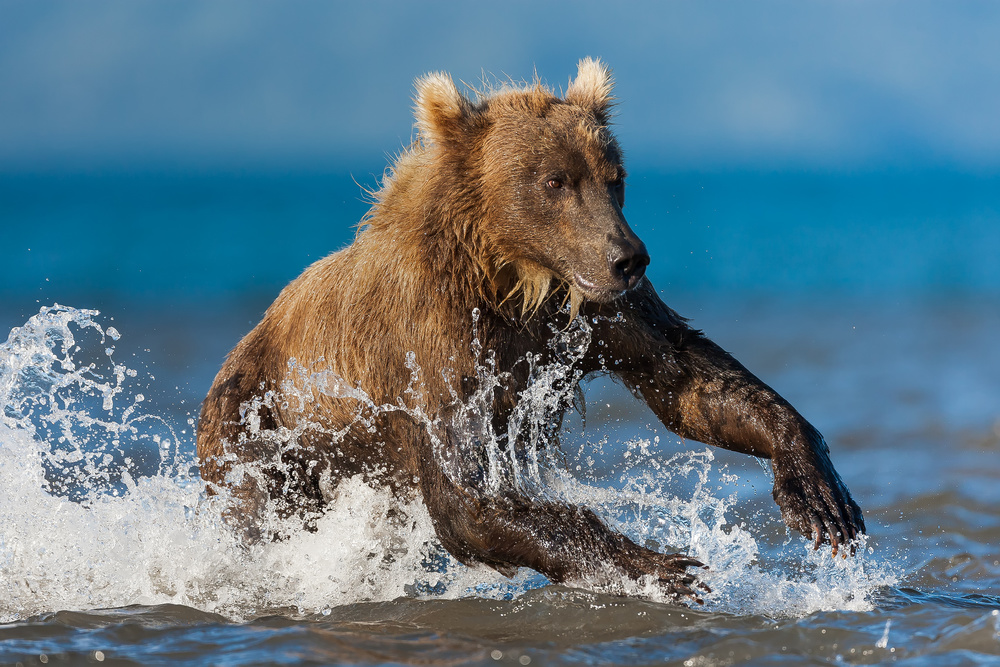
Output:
[{"xmin": 3, "ymin": 0, "xmax": 1000, "ymax": 172}]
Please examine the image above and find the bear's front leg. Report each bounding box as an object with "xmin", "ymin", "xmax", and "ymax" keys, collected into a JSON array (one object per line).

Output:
[
  {"xmin": 415, "ymin": 453, "xmax": 707, "ymax": 602},
  {"xmin": 634, "ymin": 333, "xmax": 865, "ymax": 555},
  {"xmin": 594, "ymin": 280, "xmax": 865, "ymax": 555}
]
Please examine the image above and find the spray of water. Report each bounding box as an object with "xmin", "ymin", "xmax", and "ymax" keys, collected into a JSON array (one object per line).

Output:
[{"xmin": 0, "ymin": 305, "xmax": 896, "ymax": 622}]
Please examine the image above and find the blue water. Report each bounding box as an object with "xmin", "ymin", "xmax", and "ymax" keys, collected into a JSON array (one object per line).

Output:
[
  {"xmin": 4, "ymin": 170, "xmax": 999, "ymax": 303},
  {"xmin": 2, "ymin": 170, "xmax": 1000, "ymax": 664},
  {"xmin": 6, "ymin": 168, "xmax": 997, "ymax": 426}
]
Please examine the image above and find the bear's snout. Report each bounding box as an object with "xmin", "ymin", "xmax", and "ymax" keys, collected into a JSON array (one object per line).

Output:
[{"xmin": 608, "ymin": 239, "xmax": 650, "ymax": 289}]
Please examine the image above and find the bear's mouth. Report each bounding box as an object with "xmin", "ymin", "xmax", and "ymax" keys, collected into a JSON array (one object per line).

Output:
[{"xmin": 572, "ymin": 273, "xmax": 628, "ymax": 302}]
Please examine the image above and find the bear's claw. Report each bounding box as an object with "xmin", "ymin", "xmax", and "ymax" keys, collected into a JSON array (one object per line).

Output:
[
  {"xmin": 621, "ymin": 548, "xmax": 710, "ymax": 604},
  {"xmin": 772, "ymin": 442, "xmax": 866, "ymax": 557}
]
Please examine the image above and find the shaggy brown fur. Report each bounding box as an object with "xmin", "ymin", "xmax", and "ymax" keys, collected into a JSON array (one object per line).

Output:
[{"xmin": 197, "ymin": 59, "xmax": 864, "ymax": 601}]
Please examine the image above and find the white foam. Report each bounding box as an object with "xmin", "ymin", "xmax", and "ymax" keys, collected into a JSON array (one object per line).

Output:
[
  {"xmin": 550, "ymin": 445, "xmax": 895, "ymax": 615},
  {"xmin": 0, "ymin": 305, "xmax": 896, "ymax": 622}
]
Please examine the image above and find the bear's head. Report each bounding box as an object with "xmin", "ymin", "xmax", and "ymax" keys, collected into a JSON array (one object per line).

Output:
[{"xmin": 414, "ymin": 58, "xmax": 649, "ymax": 318}]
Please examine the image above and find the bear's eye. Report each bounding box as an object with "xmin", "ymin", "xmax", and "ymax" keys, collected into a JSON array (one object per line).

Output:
[
  {"xmin": 546, "ymin": 178, "xmax": 564, "ymax": 190},
  {"xmin": 611, "ymin": 175, "xmax": 626, "ymax": 208}
]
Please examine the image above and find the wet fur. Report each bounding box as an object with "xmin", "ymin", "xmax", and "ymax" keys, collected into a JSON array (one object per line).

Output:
[{"xmin": 198, "ymin": 59, "xmax": 864, "ymax": 600}]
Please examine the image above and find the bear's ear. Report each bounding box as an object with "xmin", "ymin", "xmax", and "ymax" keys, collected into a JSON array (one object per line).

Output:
[
  {"xmin": 414, "ymin": 72, "xmax": 473, "ymax": 146},
  {"xmin": 565, "ymin": 57, "xmax": 615, "ymax": 118}
]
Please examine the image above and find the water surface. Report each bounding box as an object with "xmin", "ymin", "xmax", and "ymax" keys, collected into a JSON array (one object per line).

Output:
[{"xmin": 1, "ymin": 171, "xmax": 999, "ymax": 665}]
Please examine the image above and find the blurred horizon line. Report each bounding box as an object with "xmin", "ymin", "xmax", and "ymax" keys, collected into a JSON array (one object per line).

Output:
[{"xmin": 4, "ymin": 159, "xmax": 1000, "ymax": 179}]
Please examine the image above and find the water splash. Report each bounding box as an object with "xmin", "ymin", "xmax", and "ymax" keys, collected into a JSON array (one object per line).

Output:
[
  {"xmin": 549, "ymin": 443, "xmax": 894, "ymax": 615},
  {"xmin": 0, "ymin": 306, "xmax": 472, "ymax": 622},
  {"xmin": 876, "ymin": 618, "xmax": 893, "ymax": 649},
  {"xmin": 0, "ymin": 305, "xmax": 895, "ymax": 623}
]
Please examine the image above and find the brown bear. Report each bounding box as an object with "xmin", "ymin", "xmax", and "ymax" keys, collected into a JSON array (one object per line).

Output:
[{"xmin": 197, "ymin": 58, "xmax": 864, "ymax": 602}]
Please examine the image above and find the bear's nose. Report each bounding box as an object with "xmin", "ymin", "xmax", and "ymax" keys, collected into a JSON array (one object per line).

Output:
[{"xmin": 609, "ymin": 241, "xmax": 650, "ymax": 288}]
